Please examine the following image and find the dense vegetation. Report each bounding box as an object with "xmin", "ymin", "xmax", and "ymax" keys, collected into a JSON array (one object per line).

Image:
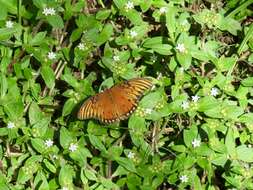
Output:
[{"xmin": 0, "ymin": 0, "xmax": 253, "ymax": 189}]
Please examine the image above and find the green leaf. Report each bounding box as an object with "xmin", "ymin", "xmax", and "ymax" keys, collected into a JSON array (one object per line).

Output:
[
  {"xmin": 84, "ymin": 169, "xmax": 97, "ymax": 181},
  {"xmin": 96, "ymin": 9, "xmax": 111, "ymax": 20},
  {"xmin": 62, "ymin": 98, "xmax": 76, "ymax": 117},
  {"xmin": 170, "ymin": 145, "xmax": 186, "ymax": 152},
  {"xmin": 41, "ymin": 65, "xmax": 55, "ymax": 89},
  {"xmin": 176, "ymin": 52, "xmax": 192, "ymax": 69},
  {"xmin": 113, "ymin": 0, "xmax": 125, "ymax": 9},
  {"xmin": 115, "ymin": 157, "xmax": 136, "ymax": 173},
  {"xmin": 241, "ymin": 77, "xmax": 253, "ymax": 87},
  {"xmin": 31, "ymin": 138, "xmax": 46, "ymax": 154},
  {"xmin": 43, "ymin": 159, "xmax": 56, "ymax": 173},
  {"xmin": 29, "ymin": 102, "xmax": 43, "ymax": 125},
  {"xmin": 59, "ymin": 164, "xmax": 75, "ymax": 186},
  {"xmin": 32, "ymin": 117, "xmax": 50, "ymax": 137},
  {"xmin": 60, "ymin": 127, "xmax": 74, "ymax": 149},
  {"xmin": 46, "ymin": 15, "xmax": 64, "ymax": 29},
  {"xmin": 183, "ymin": 125, "xmax": 198, "ymax": 147},
  {"xmin": 29, "ymin": 31, "xmax": 47, "ymax": 46},
  {"xmin": 237, "ymin": 145, "xmax": 253, "ymax": 162},
  {"xmin": 88, "ymin": 134, "xmax": 107, "ymax": 153},
  {"xmin": 69, "ymin": 146, "xmax": 92, "ymax": 166},
  {"xmin": 225, "ymin": 128, "xmax": 236, "ymax": 158},
  {"xmin": 143, "ymin": 37, "xmax": 173, "ymax": 55},
  {"xmin": 124, "ymin": 10, "xmax": 143, "ymax": 25},
  {"xmin": 0, "ymin": 75, "xmax": 7, "ymax": 98},
  {"xmin": 166, "ymin": 5, "xmax": 177, "ymax": 41}
]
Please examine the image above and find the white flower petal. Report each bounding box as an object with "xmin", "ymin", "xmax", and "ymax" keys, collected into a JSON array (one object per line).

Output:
[
  {"xmin": 6, "ymin": 21, "xmax": 14, "ymax": 28},
  {"xmin": 181, "ymin": 101, "xmax": 189, "ymax": 110},
  {"xmin": 191, "ymin": 95, "xmax": 200, "ymax": 102},
  {"xmin": 77, "ymin": 43, "xmax": 85, "ymax": 50},
  {"xmin": 48, "ymin": 51, "xmax": 56, "ymax": 60},
  {"xmin": 125, "ymin": 1, "xmax": 134, "ymax": 9},
  {"xmin": 45, "ymin": 139, "xmax": 54, "ymax": 148},
  {"xmin": 176, "ymin": 43, "xmax": 186, "ymax": 53},
  {"xmin": 127, "ymin": 151, "xmax": 135, "ymax": 159},
  {"xmin": 42, "ymin": 7, "xmax": 56, "ymax": 16},
  {"xmin": 113, "ymin": 55, "xmax": 120, "ymax": 61},
  {"xmin": 130, "ymin": 30, "xmax": 137, "ymax": 38},
  {"xmin": 159, "ymin": 7, "xmax": 167, "ymax": 14},
  {"xmin": 179, "ymin": 175, "xmax": 188, "ymax": 183},
  {"xmin": 210, "ymin": 87, "xmax": 219, "ymax": 96},
  {"xmin": 192, "ymin": 138, "xmax": 201, "ymax": 148},
  {"xmin": 7, "ymin": 122, "xmax": 15, "ymax": 129},
  {"xmin": 69, "ymin": 143, "xmax": 78, "ymax": 152}
]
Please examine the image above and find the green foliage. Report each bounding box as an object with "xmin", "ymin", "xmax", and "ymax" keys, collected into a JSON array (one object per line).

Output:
[{"xmin": 0, "ymin": 0, "xmax": 253, "ymax": 189}]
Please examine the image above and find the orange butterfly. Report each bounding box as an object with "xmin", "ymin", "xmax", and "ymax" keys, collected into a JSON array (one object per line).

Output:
[{"xmin": 77, "ymin": 78, "xmax": 153, "ymax": 124}]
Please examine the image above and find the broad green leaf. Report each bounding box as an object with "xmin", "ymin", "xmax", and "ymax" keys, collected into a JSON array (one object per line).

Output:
[
  {"xmin": 0, "ymin": 75, "xmax": 7, "ymax": 98},
  {"xmin": 69, "ymin": 146, "xmax": 92, "ymax": 166},
  {"xmin": 183, "ymin": 125, "xmax": 198, "ymax": 147},
  {"xmin": 96, "ymin": 9, "xmax": 111, "ymax": 20},
  {"xmin": 62, "ymin": 98, "xmax": 76, "ymax": 116},
  {"xmin": 29, "ymin": 102, "xmax": 43, "ymax": 125},
  {"xmin": 84, "ymin": 169, "xmax": 97, "ymax": 181},
  {"xmin": 237, "ymin": 145, "xmax": 253, "ymax": 162},
  {"xmin": 59, "ymin": 164, "xmax": 75, "ymax": 186},
  {"xmin": 29, "ymin": 31, "xmax": 47, "ymax": 46},
  {"xmin": 60, "ymin": 127, "xmax": 74, "ymax": 149},
  {"xmin": 241, "ymin": 77, "xmax": 253, "ymax": 87},
  {"xmin": 225, "ymin": 128, "xmax": 236, "ymax": 158},
  {"xmin": 41, "ymin": 65, "xmax": 55, "ymax": 89},
  {"xmin": 88, "ymin": 134, "xmax": 107, "ymax": 153},
  {"xmin": 115, "ymin": 157, "xmax": 136, "ymax": 173},
  {"xmin": 43, "ymin": 159, "xmax": 56, "ymax": 173},
  {"xmin": 46, "ymin": 15, "xmax": 64, "ymax": 29},
  {"xmin": 31, "ymin": 138, "xmax": 46, "ymax": 154}
]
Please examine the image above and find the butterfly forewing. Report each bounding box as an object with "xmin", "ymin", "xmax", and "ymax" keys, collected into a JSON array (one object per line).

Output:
[{"xmin": 77, "ymin": 78, "xmax": 153, "ymax": 124}]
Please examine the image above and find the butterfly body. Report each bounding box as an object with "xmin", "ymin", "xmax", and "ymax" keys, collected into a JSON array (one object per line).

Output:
[{"xmin": 77, "ymin": 78, "xmax": 153, "ymax": 124}]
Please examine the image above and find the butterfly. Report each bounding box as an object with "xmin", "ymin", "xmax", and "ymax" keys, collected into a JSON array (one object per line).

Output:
[{"xmin": 77, "ymin": 77, "xmax": 153, "ymax": 124}]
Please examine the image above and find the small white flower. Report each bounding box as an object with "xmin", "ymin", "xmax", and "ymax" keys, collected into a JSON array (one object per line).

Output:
[
  {"xmin": 144, "ymin": 108, "xmax": 152, "ymax": 114},
  {"xmin": 179, "ymin": 175, "xmax": 188, "ymax": 183},
  {"xmin": 7, "ymin": 122, "xmax": 15, "ymax": 129},
  {"xmin": 61, "ymin": 187, "xmax": 68, "ymax": 190},
  {"xmin": 77, "ymin": 43, "xmax": 85, "ymax": 50},
  {"xmin": 181, "ymin": 20, "xmax": 188, "ymax": 25},
  {"xmin": 52, "ymin": 154, "xmax": 58, "ymax": 159},
  {"xmin": 125, "ymin": 1, "xmax": 134, "ymax": 10},
  {"xmin": 157, "ymin": 72, "xmax": 162, "ymax": 80},
  {"xmin": 191, "ymin": 95, "xmax": 200, "ymax": 102},
  {"xmin": 69, "ymin": 143, "xmax": 78, "ymax": 152},
  {"xmin": 130, "ymin": 30, "xmax": 137, "ymax": 38},
  {"xmin": 127, "ymin": 151, "xmax": 135, "ymax": 159},
  {"xmin": 6, "ymin": 21, "xmax": 14, "ymax": 28},
  {"xmin": 159, "ymin": 7, "xmax": 167, "ymax": 14},
  {"xmin": 42, "ymin": 7, "xmax": 56, "ymax": 16},
  {"xmin": 210, "ymin": 87, "xmax": 219, "ymax": 96},
  {"xmin": 192, "ymin": 138, "xmax": 201, "ymax": 148},
  {"xmin": 176, "ymin": 43, "xmax": 186, "ymax": 53},
  {"xmin": 47, "ymin": 51, "xmax": 56, "ymax": 60},
  {"xmin": 151, "ymin": 55, "xmax": 157, "ymax": 63},
  {"xmin": 181, "ymin": 101, "xmax": 189, "ymax": 110},
  {"xmin": 179, "ymin": 67, "xmax": 184, "ymax": 73},
  {"xmin": 113, "ymin": 55, "xmax": 120, "ymax": 61},
  {"xmin": 45, "ymin": 139, "xmax": 54, "ymax": 148}
]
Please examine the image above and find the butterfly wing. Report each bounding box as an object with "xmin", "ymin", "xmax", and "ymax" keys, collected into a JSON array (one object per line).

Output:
[
  {"xmin": 77, "ymin": 91, "xmax": 118, "ymax": 123},
  {"xmin": 77, "ymin": 77, "xmax": 153, "ymax": 124},
  {"xmin": 111, "ymin": 78, "xmax": 153, "ymax": 120}
]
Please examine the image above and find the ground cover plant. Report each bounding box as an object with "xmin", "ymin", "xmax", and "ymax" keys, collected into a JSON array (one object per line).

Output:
[{"xmin": 0, "ymin": 0, "xmax": 253, "ymax": 189}]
